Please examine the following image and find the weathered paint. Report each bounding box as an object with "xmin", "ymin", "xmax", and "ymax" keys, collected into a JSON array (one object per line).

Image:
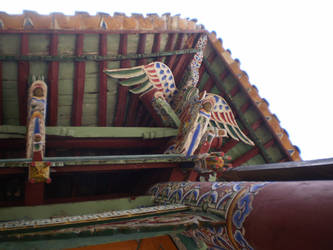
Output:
[
  {"xmin": 150, "ymin": 181, "xmax": 333, "ymax": 250},
  {"xmin": 0, "ymin": 195, "xmax": 153, "ymax": 221},
  {"xmin": 0, "ymin": 125, "xmax": 178, "ymax": 138}
]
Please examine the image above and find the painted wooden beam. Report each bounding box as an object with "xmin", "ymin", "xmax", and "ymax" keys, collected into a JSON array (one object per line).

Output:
[
  {"xmin": 52, "ymin": 162, "xmax": 180, "ymax": 173},
  {"xmin": 0, "ymin": 125, "xmax": 178, "ymax": 138},
  {"xmin": 202, "ymin": 57, "xmax": 273, "ymax": 163},
  {"xmin": 126, "ymin": 34, "xmax": 146, "ymax": 126},
  {"xmin": 221, "ymin": 139, "xmax": 239, "ymax": 154},
  {"xmin": 251, "ymin": 119, "xmax": 264, "ymax": 131},
  {"xmin": 163, "ymin": 33, "xmax": 176, "ymax": 65},
  {"xmin": 173, "ymin": 33, "xmax": 198, "ymax": 84},
  {"xmin": 199, "ymin": 52, "xmax": 216, "ymax": 79},
  {"xmin": 223, "ymin": 157, "xmax": 333, "ymax": 181},
  {"xmin": 0, "ymin": 49, "xmax": 200, "ymax": 62},
  {"xmin": 232, "ymin": 139, "xmax": 274, "ymax": 166},
  {"xmin": 0, "ymin": 62, "xmax": 2, "ymax": 125},
  {"xmin": 47, "ymin": 34, "xmax": 59, "ymax": 126},
  {"xmin": 240, "ymin": 101, "xmax": 251, "ymax": 113},
  {"xmin": 152, "ymin": 33, "xmax": 161, "ymax": 61},
  {"xmin": 98, "ymin": 34, "xmax": 107, "ymax": 126},
  {"xmin": 72, "ymin": 34, "xmax": 85, "ymax": 126},
  {"xmin": 230, "ymin": 85, "xmax": 240, "ymax": 97},
  {"xmin": 136, "ymin": 33, "xmax": 162, "ymax": 127},
  {"xmin": 136, "ymin": 34, "xmax": 147, "ymax": 66},
  {"xmin": 18, "ymin": 34, "xmax": 29, "ymax": 126},
  {"xmin": 113, "ymin": 34, "xmax": 131, "ymax": 126},
  {"xmin": 167, "ymin": 34, "xmax": 184, "ymax": 70}
]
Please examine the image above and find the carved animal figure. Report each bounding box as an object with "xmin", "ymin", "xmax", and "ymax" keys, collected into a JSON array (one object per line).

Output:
[{"xmin": 105, "ymin": 35, "xmax": 253, "ymax": 156}]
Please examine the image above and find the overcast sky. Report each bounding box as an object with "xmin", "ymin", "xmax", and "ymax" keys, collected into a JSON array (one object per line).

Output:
[{"xmin": 2, "ymin": 0, "xmax": 332, "ymax": 160}]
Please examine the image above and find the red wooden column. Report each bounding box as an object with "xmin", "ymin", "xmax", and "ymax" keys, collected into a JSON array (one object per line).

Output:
[
  {"xmin": 47, "ymin": 34, "xmax": 59, "ymax": 126},
  {"xmin": 152, "ymin": 181, "xmax": 333, "ymax": 250},
  {"xmin": 245, "ymin": 181, "xmax": 333, "ymax": 250},
  {"xmin": 18, "ymin": 34, "xmax": 29, "ymax": 126},
  {"xmin": 98, "ymin": 34, "xmax": 108, "ymax": 126},
  {"xmin": 72, "ymin": 34, "xmax": 85, "ymax": 126},
  {"xmin": 113, "ymin": 34, "xmax": 130, "ymax": 126}
]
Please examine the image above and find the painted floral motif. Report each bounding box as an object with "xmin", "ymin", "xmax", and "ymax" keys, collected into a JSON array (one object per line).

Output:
[{"xmin": 150, "ymin": 181, "xmax": 269, "ymax": 250}]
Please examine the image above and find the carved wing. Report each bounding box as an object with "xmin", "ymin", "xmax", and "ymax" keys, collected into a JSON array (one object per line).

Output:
[
  {"xmin": 207, "ymin": 93, "xmax": 254, "ymax": 146},
  {"xmin": 104, "ymin": 62, "xmax": 177, "ymax": 102}
]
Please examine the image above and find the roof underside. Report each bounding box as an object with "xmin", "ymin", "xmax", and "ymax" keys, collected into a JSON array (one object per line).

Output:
[{"xmin": 0, "ymin": 11, "xmax": 301, "ymax": 166}]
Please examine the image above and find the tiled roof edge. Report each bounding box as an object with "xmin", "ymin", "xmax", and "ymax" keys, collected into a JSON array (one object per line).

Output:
[
  {"xmin": 208, "ymin": 33, "xmax": 301, "ymax": 161},
  {"xmin": 0, "ymin": 11, "xmax": 205, "ymax": 31}
]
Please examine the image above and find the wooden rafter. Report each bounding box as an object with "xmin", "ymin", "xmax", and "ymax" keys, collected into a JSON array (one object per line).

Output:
[
  {"xmin": 136, "ymin": 33, "xmax": 161, "ymax": 126},
  {"xmin": 207, "ymin": 36, "xmax": 294, "ymax": 162},
  {"xmin": 173, "ymin": 33, "xmax": 198, "ymax": 84},
  {"xmin": 202, "ymin": 57, "xmax": 273, "ymax": 163},
  {"xmin": 98, "ymin": 34, "xmax": 108, "ymax": 126},
  {"xmin": 232, "ymin": 139, "xmax": 274, "ymax": 166},
  {"xmin": 113, "ymin": 34, "xmax": 131, "ymax": 126},
  {"xmin": 47, "ymin": 34, "xmax": 59, "ymax": 126},
  {"xmin": 18, "ymin": 34, "xmax": 29, "ymax": 126},
  {"xmin": 167, "ymin": 34, "xmax": 184, "ymax": 70},
  {"xmin": 127, "ymin": 34, "xmax": 147, "ymax": 126},
  {"xmin": 72, "ymin": 34, "xmax": 85, "ymax": 126},
  {"xmin": 152, "ymin": 33, "xmax": 161, "ymax": 61},
  {"xmin": 163, "ymin": 33, "xmax": 176, "ymax": 64},
  {"xmin": 199, "ymin": 52, "xmax": 216, "ymax": 79}
]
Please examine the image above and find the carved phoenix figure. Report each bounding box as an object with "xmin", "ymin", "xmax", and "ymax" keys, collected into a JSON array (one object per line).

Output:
[{"xmin": 105, "ymin": 35, "xmax": 254, "ymax": 156}]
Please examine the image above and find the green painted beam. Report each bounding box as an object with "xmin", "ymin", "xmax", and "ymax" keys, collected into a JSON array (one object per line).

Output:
[
  {"xmin": 0, "ymin": 154, "xmax": 197, "ymax": 167},
  {"xmin": 0, "ymin": 125, "xmax": 178, "ymax": 139},
  {"xmin": 0, "ymin": 195, "xmax": 154, "ymax": 221},
  {"xmin": 0, "ymin": 48, "xmax": 199, "ymax": 62}
]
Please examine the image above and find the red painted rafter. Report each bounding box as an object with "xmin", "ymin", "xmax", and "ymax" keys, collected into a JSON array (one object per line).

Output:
[
  {"xmin": 113, "ymin": 34, "xmax": 131, "ymax": 126},
  {"xmin": 167, "ymin": 34, "xmax": 185, "ymax": 70},
  {"xmin": 173, "ymin": 33, "xmax": 198, "ymax": 84},
  {"xmin": 98, "ymin": 34, "xmax": 108, "ymax": 126},
  {"xmin": 18, "ymin": 34, "xmax": 29, "ymax": 126},
  {"xmin": 230, "ymin": 85, "xmax": 240, "ymax": 97},
  {"xmin": 47, "ymin": 34, "xmax": 59, "ymax": 126},
  {"xmin": 221, "ymin": 139, "xmax": 239, "ymax": 154},
  {"xmin": 202, "ymin": 77, "xmax": 215, "ymax": 92},
  {"xmin": 152, "ymin": 33, "xmax": 161, "ymax": 61},
  {"xmin": 232, "ymin": 139, "xmax": 274, "ymax": 166},
  {"xmin": 163, "ymin": 33, "xmax": 176, "ymax": 65},
  {"xmin": 136, "ymin": 33, "xmax": 161, "ymax": 126},
  {"xmin": 199, "ymin": 52, "xmax": 216, "ymax": 79},
  {"xmin": 136, "ymin": 34, "xmax": 147, "ymax": 66},
  {"xmin": 72, "ymin": 34, "xmax": 85, "ymax": 126},
  {"xmin": 241, "ymin": 102, "xmax": 252, "ymax": 113},
  {"xmin": 127, "ymin": 34, "xmax": 146, "ymax": 126}
]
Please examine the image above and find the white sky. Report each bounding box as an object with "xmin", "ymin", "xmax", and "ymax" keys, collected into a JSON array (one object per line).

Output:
[{"xmin": 2, "ymin": 0, "xmax": 333, "ymax": 160}]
